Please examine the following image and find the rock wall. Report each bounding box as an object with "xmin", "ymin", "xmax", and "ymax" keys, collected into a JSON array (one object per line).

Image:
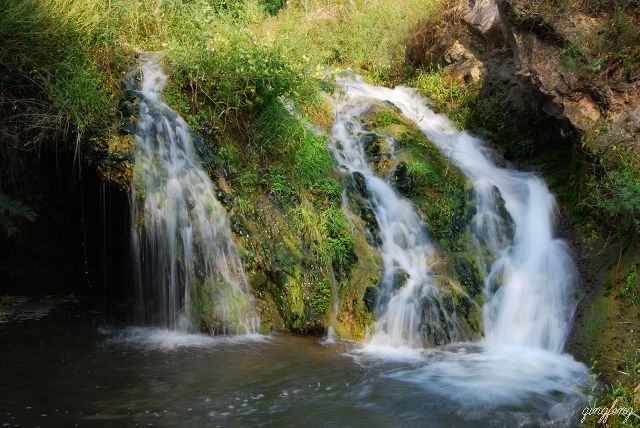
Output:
[{"xmin": 424, "ymin": 0, "xmax": 639, "ymax": 157}]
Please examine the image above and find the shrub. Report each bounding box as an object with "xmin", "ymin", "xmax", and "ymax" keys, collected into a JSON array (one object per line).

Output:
[{"xmin": 587, "ymin": 165, "xmax": 640, "ymax": 230}]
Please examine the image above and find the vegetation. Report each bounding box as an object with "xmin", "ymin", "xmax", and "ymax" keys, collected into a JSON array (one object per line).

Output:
[
  {"xmin": 0, "ymin": 195, "xmax": 37, "ymax": 237},
  {"xmin": 0, "ymin": 0, "xmax": 633, "ymax": 360},
  {"xmin": 585, "ymin": 342, "xmax": 640, "ymax": 427}
]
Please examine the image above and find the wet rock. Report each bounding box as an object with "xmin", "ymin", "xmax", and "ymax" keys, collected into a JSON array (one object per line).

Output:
[
  {"xmin": 352, "ymin": 171, "xmax": 370, "ymax": 198},
  {"xmin": 466, "ymin": 189, "xmax": 478, "ymax": 222},
  {"xmin": 216, "ymin": 189, "xmax": 233, "ymax": 211},
  {"xmin": 362, "ymin": 133, "xmax": 394, "ymax": 176},
  {"xmin": 121, "ymin": 122, "xmax": 137, "ymax": 135},
  {"xmin": 358, "ymin": 206, "xmax": 380, "ymax": 233},
  {"xmin": 363, "ymin": 285, "xmax": 379, "ymax": 312},
  {"xmin": 361, "ymin": 132, "xmax": 378, "ymax": 149},
  {"xmin": 248, "ymin": 271, "xmax": 268, "ymax": 289},
  {"xmin": 382, "ymin": 100, "xmax": 401, "ymax": 113},
  {"xmin": 391, "ymin": 268, "xmax": 410, "ymax": 290},
  {"xmin": 358, "ymin": 205, "xmax": 376, "ymax": 224},
  {"xmin": 119, "ymin": 99, "xmax": 141, "ymax": 117},
  {"xmin": 271, "ymin": 245, "xmax": 299, "ymax": 275},
  {"xmin": 442, "ymin": 293, "xmax": 455, "ymax": 314},
  {"xmin": 347, "ymin": 189, "xmax": 382, "ymax": 247},
  {"xmin": 492, "ymin": 186, "xmax": 515, "ymax": 243},
  {"xmin": 391, "ymin": 162, "xmax": 414, "ymax": 197},
  {"xmin": 362, "ymin": 133, "xmax": 383, "ymax": 158},
  {"xmin": 451, "ymin": 255, "xmax": 483, "ymax": 296},
  {"xmin": 229, "ymin": 214, "xmax": 251, "ymax": 239}
]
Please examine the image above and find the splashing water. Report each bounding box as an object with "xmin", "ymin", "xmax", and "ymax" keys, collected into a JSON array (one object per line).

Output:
[
  {"xmin": 130, "ymin": 55, "xmax": 259, "ymax": 334},
  {"xmin": 333, "ymin": 75, "xmax": 576, "ymax": 351},
  {"xmin": 329, "ymin": 95, "xmax": 468, "ymax": 348},
  {"xmin": 330, "ymin": 75, "xmax": 589, "ymax": 414}
]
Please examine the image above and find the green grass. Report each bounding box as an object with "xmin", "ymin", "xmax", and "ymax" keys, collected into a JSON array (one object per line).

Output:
[
  {"xmin": 585, "ymin": 339, "xmax": 640, "ymax": 427},
  {"xmin": 618, "ymin": 264, "xmax": 638, "ymax": 305},
  {"xmin": 407, "ymin": 70, "xmax": 476, "ymax": 128},
  {"xmin": 578, "ymin": 297, "xmax": 609, "ymax": 353},
  {"xmin": 311, "ymin": 279, "xmax": 331, "ymax": 313},
  {"xmin": 257, "ymin": 0, "xmax": 451, "ymax": 82}
]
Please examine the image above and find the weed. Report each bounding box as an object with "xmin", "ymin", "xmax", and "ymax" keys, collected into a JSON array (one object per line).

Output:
[{"xmin": 618, "ymin": 264, "xmax": 638, "ymax": 305}]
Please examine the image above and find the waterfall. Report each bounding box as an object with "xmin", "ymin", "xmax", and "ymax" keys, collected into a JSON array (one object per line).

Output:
[
  {"xmin": 130, "ymin": 55, "xmax": 259, "ymax": 334},
  {"xmin": 330, "ymin": 75, "xmax": 588, "ymax": 415},
  {"xmin": 329, "ymin": 86, "xmax": 468, "ymax": 348},
  {"xmin": 330, "ymin": 75, "xmax": 577, "ymax": 352}
]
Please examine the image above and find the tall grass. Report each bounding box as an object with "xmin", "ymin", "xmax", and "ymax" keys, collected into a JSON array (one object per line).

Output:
[
  {"xmin": 1, "ymin": 0, "xmax": 454, "ymax": 151},
  {"xmin": 258, "ymin": 0, "xmax": 450, "ymax": 81}
]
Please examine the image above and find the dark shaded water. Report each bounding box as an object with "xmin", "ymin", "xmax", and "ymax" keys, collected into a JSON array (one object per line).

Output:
[{"xmin": 0, "ymin": 303, "xmax": 588, "ymax": 427}]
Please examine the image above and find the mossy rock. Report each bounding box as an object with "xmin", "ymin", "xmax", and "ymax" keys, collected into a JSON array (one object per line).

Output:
[
  {"xmin": 363, "ymin": 285, "xmax": 379, "ymax": 312},
  {"xmin": 391, "ymin": 161, "xmax": 414, "ymax": 197},
  {"xmin": 449, "ymin": 254, "xmax": 484, "ymax": 297},
  {"xmin": 361, "ymin": 133, "xmax": 394, "ymax": 176},
  {"xmin": 345, "ymin": 184, "xmax": 382, "ymax": 247},
  {"xmin": 94, "ymin": 134, "xmax": 135, "ymax": 191},
  {"xmin": 352, "ymin": 171, "xmax": 370, "ymax": 198},
  {"xmin": 391, "ymin": 268, "xmax": 410, "ymax": 290},
  {"xmin": 362, "ymin": 104, "xmax": 472, "ymax": 252}
]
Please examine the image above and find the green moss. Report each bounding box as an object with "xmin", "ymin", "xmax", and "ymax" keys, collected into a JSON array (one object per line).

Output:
[
  {"xmin": 287, "ymin": 271, "xmax": 305, "ymax": 319},
  {"xmin": 449, "ymin": 254, "xmax": 484, "ymax": 297},
  {"xmin": 578, "ymin": 297, "xmax": 609, "ymax": 356},
  {"xmin": 334, "ymin": 223, "xmax": 382, "ymax": 340},
  {"xmin": 311, "ymin": 279, "xmax": 331, "ymax": 314},
  {"xmin": 365, "ymin": 106, "xmax": 470, "ymax": 251}
]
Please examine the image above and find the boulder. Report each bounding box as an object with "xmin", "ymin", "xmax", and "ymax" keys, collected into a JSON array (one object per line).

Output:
[
  {"xmin": 391, "ymin": 161, "xmax": 414, "ymax": 197},
  {"xmin": 461, "ymin": 0, "xmax": 506, "ymax": 44},
  {"xmin": 391, "ymin": 268, "xmax": 410, "ymax": 290},
  {"xmin": 352, "ymin": 171, "xmax": 370, "ymax": 198},
  {"xmin": 443, "ymin": 40, "xmax": 486, "ymax": 83},
  {"xmin": 363, "ymin": 285, "xmax": 379, "ymax": 312}
]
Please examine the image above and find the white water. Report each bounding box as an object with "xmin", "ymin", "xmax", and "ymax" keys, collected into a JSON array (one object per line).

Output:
[
  {"xmin": 130, "ymin": 56, "xmax": 259, "ymax": 334},
  {"xmin": 330, "ymin": 75, "xmax": 588, "ymax": 408},
  {"xmin": 99, "ymin": 326, "xmax": 266, "ymax": 351},
  {"xmin": 329, "ymin": 97, "xmax": 467, "ymax": 348}
]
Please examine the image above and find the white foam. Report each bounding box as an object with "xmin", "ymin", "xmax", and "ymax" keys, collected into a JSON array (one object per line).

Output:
[
  {"xmin": 100, "ymin": 326, "xmax": 267, "ymax": 351},
  {"xmin": 388, "ymin": 343, "xmax": 589, "ymax": 406}
]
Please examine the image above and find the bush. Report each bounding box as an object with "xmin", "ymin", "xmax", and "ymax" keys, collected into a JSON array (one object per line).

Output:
[{"xmin": 587, "ymin": 165, "xmax": 640, "ymax": 231}]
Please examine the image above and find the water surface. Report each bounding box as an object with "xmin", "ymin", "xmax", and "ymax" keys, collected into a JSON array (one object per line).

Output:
[{"xmin": 0, "ymin": 304, "xmax": 588, "ymax": 428}]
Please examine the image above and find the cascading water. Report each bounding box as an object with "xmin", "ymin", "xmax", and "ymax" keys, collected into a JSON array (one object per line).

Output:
[
  {"xmin": 332, "ymin": 75, "xmax": 576, "ymax": 350},
  {"xmin": 329, "ymin": 98, "xmax": 468, "ymax": 348},
  {"xmin": 330, "ymin": 75, "xmax": 589, "ymax": 416},
  {"xmin": 130, "ymin": 55, "xmax": 259, "ymax": 334}
]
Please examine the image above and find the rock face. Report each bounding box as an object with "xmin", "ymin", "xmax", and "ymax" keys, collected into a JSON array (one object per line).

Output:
[
  {"xmin": 432, "ymin": 0, "xmax": 639, "ymax": 156},
  {"xmin": 444, "ymin": 41, "xmax": 485, "ymax": 83},
  {"xmin": 461, "ymin": 0, "xmax": 505, "ymax": 44}
]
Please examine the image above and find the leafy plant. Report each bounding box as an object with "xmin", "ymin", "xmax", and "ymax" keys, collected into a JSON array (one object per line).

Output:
[
  {"xmin": 0, "ymin": 195, "xmax": 37, "ymax": 237},
  {"xmin": 587, "ymin": 165, "xmax": 640, "ymax": 230},
  {"xmin": 311, "ymin": 279, "xmax": 331, "ymax": 313},
  {"xmin": 261, "ymin": 0, "xmax": 285, "ymax": 15}
]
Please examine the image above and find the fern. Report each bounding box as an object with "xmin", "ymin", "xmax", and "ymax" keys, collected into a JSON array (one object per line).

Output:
[{"xmin": 0, "ymin": 194, "xmax": 37, "ymax": 237}]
